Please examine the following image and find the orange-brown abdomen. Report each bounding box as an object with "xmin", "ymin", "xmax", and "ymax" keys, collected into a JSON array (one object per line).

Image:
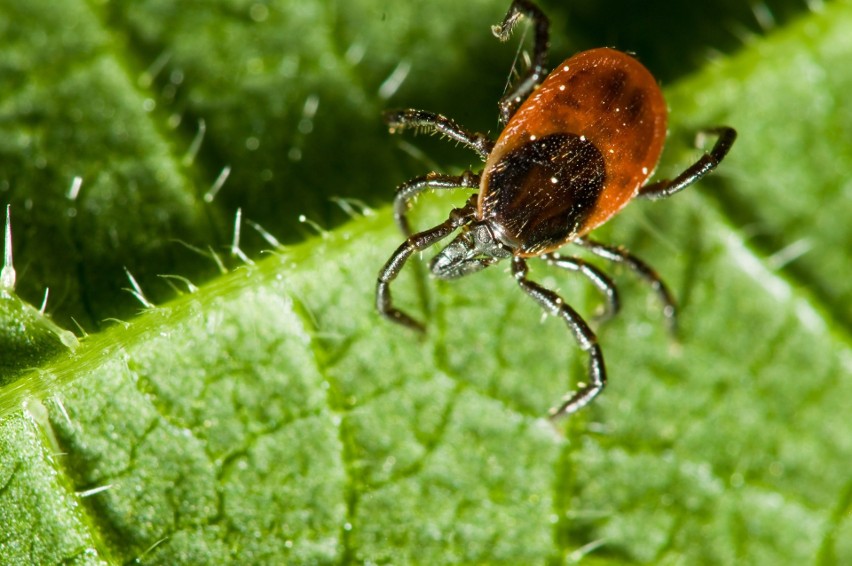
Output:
[{"xmin": 479, "ymin": 48, "xmax": 667, "ymax": 256}]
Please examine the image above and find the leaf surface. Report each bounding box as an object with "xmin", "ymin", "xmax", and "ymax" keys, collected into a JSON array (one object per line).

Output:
[{"xmin": 0, "ymin": 0, "xmax": 850, "ymax": 564}]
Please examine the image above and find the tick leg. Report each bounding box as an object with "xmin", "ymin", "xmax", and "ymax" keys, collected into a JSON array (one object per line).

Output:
[
  {"xmin": 575, "ymin": 237, "xmax": 677, "ymax": 332},
  {"xmin": 639, "ymin": 127, "xmax": 737, "ymax": 199},
  {"xmin": 512, "ymin": 257, "xmax": 606, "ymax": 420},
  {"xmin": 541, "ymin": 253, "xmax": 620, "ymax": 324},
  {"xmin": 492, "ymin": 0, "xmax": 550, "ymax": 125},
  {"xmin": 393, "ymin": 171, "xmax": 480, "ymax": 236},
  {"xmin": 377, "ymin": 200, "xmax": 476, "ymax": 332},
  {"xmin": 384, "ymin": 109, "xmax": 494, "ymax": 160}
]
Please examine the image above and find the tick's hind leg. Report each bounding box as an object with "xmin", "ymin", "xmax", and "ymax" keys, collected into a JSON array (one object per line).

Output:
[
  {"xmin": 541, "ymin": 252, "xmax": 620, "ymax": 324},
  {"xmin": 392, "ymin": 171, "xmax": 480, "ymax": 236},
  {"xmin": 377, "ymin": 198, "xmax": 476, "ymax": 332},
  {"xmin": 639, "ymin": 127, "xmax": 737, "ymax": 199},
  {"xmin": 576, "ymin": 237, "xmax": 677, "ymax": 332},
  {"xmin": 492, "ymin": 0, "xmax": 550, "ymax": 125},
  {"xmin": 512, "ymin": 257, "xmax": 606, "ymax": 420}
]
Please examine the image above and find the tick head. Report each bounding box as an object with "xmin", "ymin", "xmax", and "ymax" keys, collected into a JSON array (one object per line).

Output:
[{"xmin": 429, "ymin": 222, "xmax": 512, "ymax": 280}]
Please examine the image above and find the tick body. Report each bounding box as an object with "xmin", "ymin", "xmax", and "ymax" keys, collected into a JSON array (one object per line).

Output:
[
  {"xmin": 377, "ymin": 0, "xmax": 736, "ymax": 420},
  {"xmin": 481, "ymin": 48, "xmax": 667, "ymax": 255}
]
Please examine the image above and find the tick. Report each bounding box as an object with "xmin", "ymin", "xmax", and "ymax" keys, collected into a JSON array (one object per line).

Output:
[{"xmin": 376, "ymin": 0, "xmax": 736, "ymax": 420}]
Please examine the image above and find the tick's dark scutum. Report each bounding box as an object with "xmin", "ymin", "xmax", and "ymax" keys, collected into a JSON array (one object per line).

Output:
[{"xmin": 481, "ymin": 133, "xmax": 606, "ymax": 254}]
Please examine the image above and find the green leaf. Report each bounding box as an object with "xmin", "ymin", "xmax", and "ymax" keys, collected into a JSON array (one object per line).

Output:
[{"xmin": 1, "ymin": 0, "xmax": 851, "ymax": 564}]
